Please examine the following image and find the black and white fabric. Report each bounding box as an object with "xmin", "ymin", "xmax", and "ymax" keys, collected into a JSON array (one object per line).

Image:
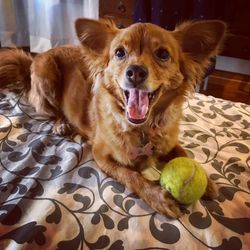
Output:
[{"xmin": 0, "ymin": 86, "xmax": 249, "ymax": 250}]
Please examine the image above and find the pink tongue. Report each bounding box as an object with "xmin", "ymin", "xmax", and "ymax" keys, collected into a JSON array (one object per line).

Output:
[{"xmin": 127, "ymin": 89, "xmax": 149, "ymax": 120}]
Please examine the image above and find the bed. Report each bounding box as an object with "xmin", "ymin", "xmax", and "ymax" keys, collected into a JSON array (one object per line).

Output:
[{"xmin": 0, "ymin": 85, "xmax": 249, "ymax": 250}]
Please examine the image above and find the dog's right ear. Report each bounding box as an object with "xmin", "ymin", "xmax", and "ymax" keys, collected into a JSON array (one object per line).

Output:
[
  {"xmin": 75, "ymin": 18, "xmax": 118, "ymax": 53},
  {"xmin": 173, "ymin": 20, "xmax": 227, "ymax": 61}
]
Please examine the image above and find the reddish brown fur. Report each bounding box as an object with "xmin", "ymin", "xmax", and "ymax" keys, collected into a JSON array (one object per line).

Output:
[
  {"xmin": 0, "ymin": 49, "xmax": 32, "ymax": 87},
  {"xmin": 0, "ymin": 19, "xmax": 226, "ymax": 218}
]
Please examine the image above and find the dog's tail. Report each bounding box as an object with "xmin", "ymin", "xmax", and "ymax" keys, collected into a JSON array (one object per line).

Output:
[{"xmin": 0, "ymin": 49, "xmax": 33, "ymax": 89}]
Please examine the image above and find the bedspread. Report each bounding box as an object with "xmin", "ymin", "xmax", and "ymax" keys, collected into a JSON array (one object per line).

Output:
[{"xmin": 0, "ymin": 87, "xmax": 249, "ymax": 250}]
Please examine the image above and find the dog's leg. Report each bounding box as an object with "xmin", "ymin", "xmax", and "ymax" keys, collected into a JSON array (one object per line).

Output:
[
  {"xmin": 158, "ymin": 144, "xmax": 187, "ymax": 167},
  {"xmin": 29, "ymin": 53, "xmax": 72, "ymax": 136},
  {"xmin": 93, "ymin": 145, "xmax": 182, "ymax": 218},
  {"xmin": 52, "ymin": 118, "xmax": 73, "ymax": 136},
  {"xmin": 202, "ymin": 178, "xmax": 219, "ymax": 200}
]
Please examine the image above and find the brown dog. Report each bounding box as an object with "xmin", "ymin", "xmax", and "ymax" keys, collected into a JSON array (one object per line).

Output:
[{"xmin": 0, "ymin": 18, "xmax": 226, "ymax": 218}]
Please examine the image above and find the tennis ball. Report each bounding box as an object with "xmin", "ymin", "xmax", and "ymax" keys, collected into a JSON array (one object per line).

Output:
[{"xmin": 160, "ymin": 157, "xmax": 208, "ymax": 205}]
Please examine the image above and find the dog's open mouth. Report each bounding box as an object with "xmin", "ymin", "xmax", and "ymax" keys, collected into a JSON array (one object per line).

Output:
[{"xmin": 123, "ymin": 87, "xmax": 160, "ymax": 124}]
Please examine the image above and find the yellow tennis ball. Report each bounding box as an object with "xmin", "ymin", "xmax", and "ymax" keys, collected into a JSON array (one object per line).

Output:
[{"xmin": 160, "ymin": 157, "xmax": 208, "ymax": 205}]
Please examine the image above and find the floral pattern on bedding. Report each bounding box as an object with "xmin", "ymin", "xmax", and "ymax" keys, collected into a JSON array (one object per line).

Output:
[{"xmin": 0, "ymin": 87, "xmax": 249, "ymax": 250}]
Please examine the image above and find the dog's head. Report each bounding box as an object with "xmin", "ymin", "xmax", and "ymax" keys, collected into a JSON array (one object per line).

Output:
[{"xmin": 75, "ymin": 18, "xmax": 226, "ymax": 126}]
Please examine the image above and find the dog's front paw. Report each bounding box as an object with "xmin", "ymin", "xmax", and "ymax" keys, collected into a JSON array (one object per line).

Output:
[
  {"xmin": 202, "ymin": 178, "xmax": 219, "ymax": 200},
  {"xmin": 145, "ymin": 185, "xmax": 182, "ymax": 218},
  {"xmin": 52, "ymin": 119, "xmax": 73, "ymax": 136}
]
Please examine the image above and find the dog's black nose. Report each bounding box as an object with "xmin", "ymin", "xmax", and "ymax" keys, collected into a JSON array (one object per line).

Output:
[{"xmin": 126, "ymin": 65, "xmax": 148, "ymax": 86}]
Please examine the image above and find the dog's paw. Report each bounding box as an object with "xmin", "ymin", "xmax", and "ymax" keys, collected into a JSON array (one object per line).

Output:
[
  {"xmin": 146, "ymin": 185, "xmax": 182, "ymax": 219},
  {"xmin": 202, "ymin": 178, "xmax": 219, "ymax": 200},
  {"xmin": 52, "ymin": 119, "xmax": 73, "ymax": 136}
]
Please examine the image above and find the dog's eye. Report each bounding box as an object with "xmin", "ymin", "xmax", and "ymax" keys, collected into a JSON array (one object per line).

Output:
[
  {"xmin": 115, "ymin": 48, "xmax": 126, "ymax": 60},
  {"xmin": 155, "ymin": 48, "xmax": 170, "ymax": 61}
]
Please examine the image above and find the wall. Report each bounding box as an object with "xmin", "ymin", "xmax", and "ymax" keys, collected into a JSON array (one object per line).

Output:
[{"xmin": 216, "ymin": 56, "xmax": 250, "ymax": 75}]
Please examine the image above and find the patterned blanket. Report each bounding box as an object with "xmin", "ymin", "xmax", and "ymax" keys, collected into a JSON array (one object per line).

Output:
[{"xmin": 0, "ymin": 87, "xmax": 249, "ymax": 250}]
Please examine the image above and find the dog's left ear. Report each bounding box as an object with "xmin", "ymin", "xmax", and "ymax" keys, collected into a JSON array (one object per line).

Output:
[
  {"xmin": 75, "ymin": 18, "xmax": 118, "ymax": 53},
  {"xmin": 173, "ymin": 20, "xmax": 227, "ymax": 61}
]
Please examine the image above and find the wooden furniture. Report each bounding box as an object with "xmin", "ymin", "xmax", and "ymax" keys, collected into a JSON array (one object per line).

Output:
[
  {"xmin": 221, "ymin": 1, "xmax": 250, "ymax": 60},
  {"xmin": 205, "ymin": 1, "xmax": 250, "ymax": 104},
  {"xmin": 200, "ymin": 70, "xmax": 250, "ymax": 104},
  {"xmin": 99, "ymin": 0, "xmax": 134, "ymax": 28}
]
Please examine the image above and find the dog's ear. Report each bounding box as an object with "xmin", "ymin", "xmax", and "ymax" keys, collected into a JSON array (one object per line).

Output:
[
  {"xmin": 173, "ymin": 20, "xmax": 227, "ymax": 61},
  {"xmin": 75, "ymin": 18, "xmax": 118, "ymax": 53}
]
